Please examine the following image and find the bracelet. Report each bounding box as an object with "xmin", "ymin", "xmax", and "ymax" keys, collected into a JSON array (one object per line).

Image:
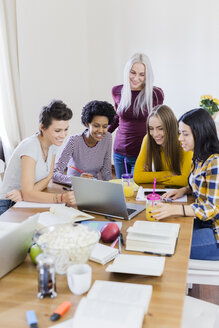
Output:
[
  {"xmin": 60, "ymin": 193, "xmax": 63, "ymax": 202},
  {"xmin": 55, "ymin": 193, "xmax": 58, "ymax": 203},
  {"xmin": 182, "ymin": 204, "xmax": 186, "ymax": 217}
]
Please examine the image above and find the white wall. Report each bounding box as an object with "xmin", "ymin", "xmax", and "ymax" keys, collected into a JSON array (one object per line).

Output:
[{"xmin": 16, "ymin": 0, "xmax": 219, "ymax": 139}]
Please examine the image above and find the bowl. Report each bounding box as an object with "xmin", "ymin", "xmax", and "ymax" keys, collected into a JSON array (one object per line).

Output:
[{"xmin": 33, "ymin": 223, "xmax": 100, "ymax": 274}]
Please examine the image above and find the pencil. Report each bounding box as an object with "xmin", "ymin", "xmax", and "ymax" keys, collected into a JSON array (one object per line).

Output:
[{"xmin": 69, "ymin": 165, "xmax": 85, "ymax": 174}]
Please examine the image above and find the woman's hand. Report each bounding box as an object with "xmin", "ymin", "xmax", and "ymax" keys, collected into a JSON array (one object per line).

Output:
[
  {"xmin": 161, "ymin": 187, "xmax": 186, "ymax": 201},
  {"xmin": 6, "ymin": 190, "xmax": 23, "ymax": 202},
  {"xmin": 80, "ymin": 173, "xmax": 94, "ymax": 179},
  {"xmin": 151, "ymin": 203, "xmax": 182, "ymax": 220},
  {"xmin": 63, "ymin": 191, "xmax": 75, "ymax": 206}
]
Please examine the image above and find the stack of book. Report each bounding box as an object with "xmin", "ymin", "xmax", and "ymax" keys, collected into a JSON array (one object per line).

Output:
[
  {"xmin": 126, "ymin": 220, "xmax": 180, "ymax": 256},
  {"xmin": 72, "ymin": 280, "xmax": 153, "ymax": 328}
]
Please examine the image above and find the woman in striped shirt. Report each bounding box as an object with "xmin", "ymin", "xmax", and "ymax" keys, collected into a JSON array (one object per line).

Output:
[
  {"xmin": 53, "ymin": 100, "xmax": 115, "ymax": 186},
  {"xmin": 153, "ymin": 108, "xmax": 219, "ymax": 260}
]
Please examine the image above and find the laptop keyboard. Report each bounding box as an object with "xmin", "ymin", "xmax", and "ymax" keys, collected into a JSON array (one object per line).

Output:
[{"xmin": 127, "ymin": 208, "xmax": 136, "ymax": 215}]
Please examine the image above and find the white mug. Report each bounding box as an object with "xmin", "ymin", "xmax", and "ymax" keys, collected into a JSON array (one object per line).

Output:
[{"xmin": 67, "ymin": 264, "xmax": 92, "ymax": 295}]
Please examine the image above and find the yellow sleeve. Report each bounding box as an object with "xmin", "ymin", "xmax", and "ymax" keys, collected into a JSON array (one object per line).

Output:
[
  {"xmin": 162, "ymin": 150, "xmax": 193, "ymax": 187},
  {"xmin": 134, "ymin": 136, "xmax": 193, "ymax": 186},
  {"xmin": 133, "ymin": 135, "xmax": 174, "ymax": 184}
]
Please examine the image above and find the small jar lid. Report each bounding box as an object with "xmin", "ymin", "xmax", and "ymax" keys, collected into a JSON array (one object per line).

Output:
[
  {"xmin": 147, "ymin": 193, "xmax": 160, "ymax": 201},
  {"xmin": 121, "ymin": 173, "xmax": 133, "ymax": 179}
]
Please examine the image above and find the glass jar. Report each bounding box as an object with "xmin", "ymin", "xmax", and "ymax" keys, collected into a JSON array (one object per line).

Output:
[
  {"xmin": 121, "ymin": 173, "xmax": 134, "ymax": 197},
  {"xmin": 146, "ymin": 193, "xmax": 161, "ymax": 221},
  {"xmin": 36, "ymin": 251, "xmax": 57, "ymax": 299}
]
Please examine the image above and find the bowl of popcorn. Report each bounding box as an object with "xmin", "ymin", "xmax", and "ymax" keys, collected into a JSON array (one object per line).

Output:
[{"xmin": 34, "ymin": 223, "xmax": 100, "ymax": 275}]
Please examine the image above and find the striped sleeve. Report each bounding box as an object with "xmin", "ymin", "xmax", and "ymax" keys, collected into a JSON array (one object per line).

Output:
[{"xmin": 52, "ymin": 136, "xmax": 75, "ymax": 186}]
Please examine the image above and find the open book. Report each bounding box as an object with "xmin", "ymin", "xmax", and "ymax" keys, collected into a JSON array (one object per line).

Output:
[
  {"xmin": 126, "ymin": 220, "xmax": 180, "ymax": 255},
  {"xmin": 72, "ymin": 280, "xmax": 152, "ymax": 328}
]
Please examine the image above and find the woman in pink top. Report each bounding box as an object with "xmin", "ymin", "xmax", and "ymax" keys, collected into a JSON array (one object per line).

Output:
[{"xmin": 108, "ymin": 53, "xmax": 164, "ymax": 178}]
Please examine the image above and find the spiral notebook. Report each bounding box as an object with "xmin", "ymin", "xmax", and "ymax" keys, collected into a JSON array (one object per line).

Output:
[{"xmin": 89, "ymin": 243, "xmax": 119, "ymax": 265}]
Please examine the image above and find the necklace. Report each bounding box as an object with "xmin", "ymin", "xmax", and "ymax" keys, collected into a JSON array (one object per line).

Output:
[{"xmin": 38, "ymin": 136, "xmax": 49, "ymax": 169}]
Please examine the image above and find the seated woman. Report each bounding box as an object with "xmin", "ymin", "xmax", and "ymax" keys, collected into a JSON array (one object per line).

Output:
[
  {"xmin": 134, "ymin": 105, "xmax": 193, "ymax": 186},
  {"xmin": 0, "ymin": 100, "xmax": 74, "ymax": 216},
  {"xmin": 52, "ymin": 100, "xmax": 115, "ymax": 186},
  {"xmin": 155, "ymin": 108, "xmax": 219, "ymax": 260}
]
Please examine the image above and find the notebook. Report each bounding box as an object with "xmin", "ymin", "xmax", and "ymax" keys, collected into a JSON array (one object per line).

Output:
[
  {"xmin": 0, "ymin": 215, "xmax": 38, "ymax": 278},
  {"xmin": 126, "ymin": 220, "xmax": 180, "ymax": 256},
  {"xmin": 71, "ymin": 176, "xmax": 145, "ymax": 220},
  {"xmin": 72, "ymin": 280, "xmax": 153, "ymax": 328},
  {"xmin": 89, "ymin": 243, "xmax": 119, "ymax": 265},
  {"xmin": 106, "ymin": 253, "xmax": 165, "ymax": 276}
]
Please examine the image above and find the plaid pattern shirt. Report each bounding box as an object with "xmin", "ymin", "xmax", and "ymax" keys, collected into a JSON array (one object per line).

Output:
[{"xmin": 189, "ymin": 154, "xmax": 219, "ymax": 242}]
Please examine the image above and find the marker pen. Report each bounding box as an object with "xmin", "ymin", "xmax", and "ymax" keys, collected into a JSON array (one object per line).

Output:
[
  {"xmin": 26, "ymin": 310, "xmax": 38, "ymax": 328},
  {"xmin": 50, "ymin": 301, "xmax": 72, "ymax": 321}
]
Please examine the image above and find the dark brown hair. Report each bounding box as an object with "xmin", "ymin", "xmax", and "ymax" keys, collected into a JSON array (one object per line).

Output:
[{"xmin": 145, "ymin": 105, "xmax": 182, "ymax": 175}]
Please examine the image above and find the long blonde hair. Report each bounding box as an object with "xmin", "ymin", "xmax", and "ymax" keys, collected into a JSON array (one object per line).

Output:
[
  {"xmin": 145, "ymin": 105, "xmax": 182, "ymax": 174},
  {"xmin": 118, "ymin": 53, "xmax": 154, "ymax": 116}
]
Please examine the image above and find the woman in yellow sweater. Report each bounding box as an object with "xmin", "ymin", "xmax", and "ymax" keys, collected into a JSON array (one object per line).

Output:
[{"xmin": 133, "ymin": 105, "xmax": 192, "ymax": 186}]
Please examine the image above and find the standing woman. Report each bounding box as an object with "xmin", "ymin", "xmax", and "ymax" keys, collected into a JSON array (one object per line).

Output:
[
  {"xmin": 134, "ymin": 105, "xmax": 193, "ymax": 186},
  {"xmin": 0, "ymin": 100, "xmax": 74, "ymax": 215},
  {"xmin": 155, "ymin": 109, "xmax": 219, "ymax": 260},
  {"xmin": 108, "ymin": 53, "xmax": 164, "ymax": 178}
]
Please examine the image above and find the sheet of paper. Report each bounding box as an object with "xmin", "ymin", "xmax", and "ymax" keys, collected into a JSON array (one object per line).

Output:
[
  {"xmin": 14, "ymin": 201, "xmax": 54, "ymax": 208},
  {"xmin": 136, "ymin": 186, "xmax": 187, "ymax": 202}
]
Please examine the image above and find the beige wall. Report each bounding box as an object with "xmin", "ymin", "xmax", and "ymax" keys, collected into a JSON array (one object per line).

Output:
[{"xmin": 16, "ymin": 0, "xmax": 219, "ymax": 139}]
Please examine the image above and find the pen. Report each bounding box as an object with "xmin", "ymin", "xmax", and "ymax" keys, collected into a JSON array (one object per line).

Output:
[
  {"xmin": 119, "ymin": 232, "xmax": 125, "ymax": 246},
  {"xmin": 70, "ymin": 165, "xmax": 85, "ymax": 174},
  {"xmin": 104, "ymin": 215, "xmax": 116, "ymax": 222},
  {"xmin": 118, "ymin": 234, "xmax": 122, "ymax": 253},
  {"xmin": 62, "ymin": 187, "xmax": 73, "ymax": 191},
  {"xmin": 110, "ymin": 237, "xmax": 119, "ymax": 248},
  {"xmin": 50, "ymin": 301, "xmax": 72, "ymax": 321},
  {"xmin": 143, "ymin": 251, "xmax": 171, "ymax": 257},
  {"xmin": 26, "ymin": 310, "xmax": 38, "ymax": 328}
]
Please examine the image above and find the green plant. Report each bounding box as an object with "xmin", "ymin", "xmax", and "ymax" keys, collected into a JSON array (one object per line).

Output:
[{"xmin": 200, "ymin": 95, "xmax": 219, "ymax": 115}]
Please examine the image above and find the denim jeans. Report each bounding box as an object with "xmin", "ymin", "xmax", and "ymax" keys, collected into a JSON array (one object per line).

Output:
[
  {"xmin": 0, "ymin": 199, "xmax": 15, "ymax": 216},
  {"xmin": 113, "ymin": 152, "xmax": 137, "ymax": 179},
  {"xmin": 190, "ymin": 218, "xmax": 219, "ymax": 260}
]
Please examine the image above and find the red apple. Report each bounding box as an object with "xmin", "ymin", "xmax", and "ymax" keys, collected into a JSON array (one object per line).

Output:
[{"xmin": 101, "ymin": 223, "xmax": 120, "ymax": 243}]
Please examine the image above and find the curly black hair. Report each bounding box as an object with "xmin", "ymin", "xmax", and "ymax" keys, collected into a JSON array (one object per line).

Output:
[
  {"xmin": 81, "ymin": 100, "xmax": 115, "ymax": 126},
  {"xmin": 39, "ymin": 99, "xmax": 73, "ymax": 129}
]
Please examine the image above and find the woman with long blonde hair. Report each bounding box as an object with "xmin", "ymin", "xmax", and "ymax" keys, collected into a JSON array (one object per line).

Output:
[{"xmin": 108, "ymin": 53, "xmax": 164, "ymax": 178}]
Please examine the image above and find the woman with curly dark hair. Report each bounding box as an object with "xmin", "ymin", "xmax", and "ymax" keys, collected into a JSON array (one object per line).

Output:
[{"xmin": 53, "ymin": 100, "xmax": 116, "ymax": 185}]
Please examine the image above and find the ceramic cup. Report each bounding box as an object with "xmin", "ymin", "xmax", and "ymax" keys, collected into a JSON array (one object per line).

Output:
[{"xmin": 67, "ymin": 264, "xmax": 92, "ymax": 295}]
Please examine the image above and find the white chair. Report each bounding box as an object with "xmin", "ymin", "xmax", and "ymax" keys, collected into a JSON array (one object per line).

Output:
[
  {"xmin": 187, "ymin": 259, "xmax": 219, "ymax": 291},
  {"xmin": 182, "ymin": 295, "xmax": 219, "ymax": 328}
]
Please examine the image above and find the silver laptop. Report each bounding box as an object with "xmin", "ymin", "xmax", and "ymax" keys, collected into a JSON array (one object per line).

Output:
[
  {"xmin": 0, "ymin": 215, "xmax": 38, "ymax": 278},
  {"xmin": 71, "ymin": 176, "xmax": 145, "ymax": 220}
]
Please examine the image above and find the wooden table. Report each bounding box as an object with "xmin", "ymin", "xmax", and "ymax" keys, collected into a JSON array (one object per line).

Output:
[{"xmin": 0, "ymin": 185, "xmax": 194, "ymax": 328}]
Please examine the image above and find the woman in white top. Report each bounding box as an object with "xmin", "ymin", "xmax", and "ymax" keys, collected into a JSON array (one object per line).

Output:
[{"xmin": 0, "ymin": 100, "xmax": 74, "ymax": 215}]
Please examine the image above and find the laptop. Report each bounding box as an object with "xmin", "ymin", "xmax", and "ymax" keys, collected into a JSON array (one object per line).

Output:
[
  {"xmin": 71, "ymin": 176, "xmax": 145, "ymax": 220},
  {"xmin": 0, "ymin": 215, "xmax": 38, "ymax": 278}
]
